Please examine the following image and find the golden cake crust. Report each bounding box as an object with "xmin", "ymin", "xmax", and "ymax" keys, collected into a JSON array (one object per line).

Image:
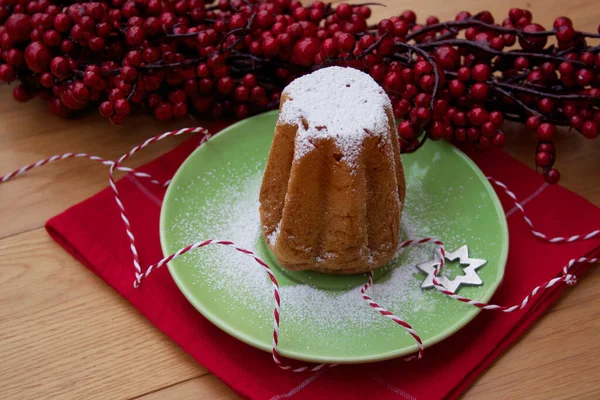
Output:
[{"xmin": 259, "ymin": 67, "xmax": 406, "ymax": 274}]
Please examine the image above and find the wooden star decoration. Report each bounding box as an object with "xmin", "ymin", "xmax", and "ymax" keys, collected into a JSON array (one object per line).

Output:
[{"xmin": 416, "ymin": 245, "xmax": 487, "ymax": 293}]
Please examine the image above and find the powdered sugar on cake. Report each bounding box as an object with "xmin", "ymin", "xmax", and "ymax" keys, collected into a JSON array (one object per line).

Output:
[{"xmin": 279, "ymin": 66, "xmax": 392, "ymax": 163}]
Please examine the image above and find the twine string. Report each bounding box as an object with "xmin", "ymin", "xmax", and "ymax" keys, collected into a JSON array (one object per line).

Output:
[{"xmin": 1, "ymin": 126, "xmax": 598, "ymax": 371}]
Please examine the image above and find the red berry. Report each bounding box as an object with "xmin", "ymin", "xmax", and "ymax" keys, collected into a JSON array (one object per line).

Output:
[
  {"xmin": 558, "ymin": 62, "xmax": 573, "ymax": 77},
  {"xmin": 126, "ymin": 25, "xmax": 145, "ymax": 45},
  {"xmin": 414, "ymin": 61, "xmax": 432, "ymax": 78},
  {"xmin": 490, "ymin": 37, "xmax": 504, "ymax": 50},
  {"xmin": 478, "ymin": 136, "xmax": 492, "ymax": 148},
  {"xmin": 263, "ymin": 37, "xmax": 280, "ymax": 58},
  {"xmin": 519, "ymin": 24, "xmax": 547, "ymax": 50},
  {"xmin": 537, "ymin": 123, "xmax": 556, "ymax": 141},
  {"xmin": 401, "ymin": 10, "xmax": 417, "ymax": 24},
  {"xmin": 155, "ymin": 102, "xmax": 173, "ymax": 121},
  {"xmin": 293, "ymin": 37, "xmax": 319, "ymax": 66},
  {"xmin": 537, "ymin": 143, "xmax": 554, "ymax": 154},
  {"xmin": 6, "ymin": 48, "xmax": 23, "ymax": 66},
  {"xmin": 457, "ymin": 67, "xmax": 471, "ymax": 82},
  {"xmin": 535, "ymin": 152, "xmax": 552, "ymax": 167},
  {"xmin": 72, "ymin": 82, "xmax": 89, "ymax": 102},
  {"xmin": 242, "ymin": 73, "xmax": 257, "ymax": 87},
  {"xmin": 88, "ymin": 36, "xmax": 105, "ymax": 51},
  {"xmin": 358, "ymin": 34, "xmax": 374, "ymax": 50},
  {"xmin": 514, "ymin": 56, "xmax": 529, "ymax": 70},
  {"xmin": 0, "ymin": 64, "xmax": 15, "ymax": 82},
  {"xmin": 50, "ymin": 56, "xmax": 70, "ymax": 78},
  {"xmin": 309, "ymin": 8, "xmax": 323, "ymax": 22},
  {"xmin": 393, "ymin": 99, "xmax": 410, "ymax": 117},
  {"xmin": 453, "ymin": 111, "xmax": 467, "ymax": 126},
  {"xmin": 336, "ymin": 32, "xmax": 355, "ymax": 53},
  {"xmin": 468, "ymin": 107, "xmax": 489, "ymax": 126},
  {"xmin": 544, "ymin": 169, "xmax": 560, "ymax": 184},
  {"xmin": 384, "ymin": 72, "xmax": 403, "ymax": 92},
  {"xmin": 6, "ymin": 14, "xmax": 31, "ymax": 42},
  {"xmin": 581, "ymin": 120, "xmax": 598, "ymax": 139},
  {"xmin": 419, "ymin": 74, "xmax": 435, "ymax": 92},
  {"xmin": 416, "ymin": 107, "xmax": 431, "ymax": 120},
  {"xmin": 287, "ymin": 23, "xmax": 304, "ymax": 39},
  {"xmin": 378, "ymin": 19, "xmax": 394, "ymax": 35},
  {"xmin": 398, "ymin": 120, "xmax": 415, "ymax": 140},
  {"xmin": 24, "ymin": 41, "xmax": 51, "ymax": 73},
  {"xmin": 99, "ymin": 101, "xmax": 114, "ymax": 117},
  {"xmin": 556, "ymin": 25, "xmax": 575, "ymax": 42},
  {"xmin": 39, "ymin": 72, "xmax": 54, "ymax": 87},
  {"xmin": 12, "ymin": 85, "xmax": 30, "ymax": 102},
  {"xmin": 467, "ymin": 127, "xmax": 480, "ymax": 141},
  {"xmin": 256, "ymin": 10, "xmax": 274, "ymax": 29},
  {"xmin": 293, "ymin": 7, "xmax": 309, "ymax": 21},
  {"xmin": 481, "ymin": 122, "xmax": 496, "ymax": 137},
  {"xmin": 109, "ymin": 115, "xmax": 125, "ymax": 125},
  {"xmin": 61, "ymin": 39, "xmax": 75, "ymax": 54},
  {"xmin": 456, "ymin": 11, "xmax": 472, "ymax": 21},
  {"xmin": 428, "ymin": 122, "xmax": 445, "ymax": 140},
  {"xmin": 538, "ymin": 98, "xmax": 555, "ymax": 113},
  {"xmin": 172, "ymin": 102, "xmax": 188, "ymax": 118},
  {"xmin": 336, "ymin": 3, "xmax": 352, "ymax": 20},
  {"xmin": 455, "ymin": 128, "xmax": 467, "ymax": 142},
  {"xmin": 433, "ymin": 45, "xmax": 459, "ymax": 70},
  {"xmin": 229, "ymin": 14, "xmax": 246, "ymax": 30},
  {"xmin": 489, "ymin": 111, "xmax": 503, "ymax": 126},
  {"xmin": 471, "ymin": 83, "xmax": 489, "ymax": 101},
  {"xmin": 321, "ymin": 38, "xmax": 337, "ymax": 57},
  {"xmin": 448, "ymin": 80, "xmax": 464, "ymax": 97},
  {"xmin": 493, "ymin": 132, "xmax": 505, "ymax": 147},
  {"xmin": 575, "ymin": 69, "xmax": 593, "ymax": 86},
  {"xmin": 217, "ymin": 76, "xmax": 235, "ymax": 94},
  {"xmin": 168, "ymin": 89, "xmax": 186, "ymax": 104},
  {"xmin": 526, "ymin": 116, "xmax": 541, "ymax": 130},
  {"xmin": 579, "ymin": 51, "xmax": 595, "ymax": 65},
  {"xmin": 472, "ymin": 64, "xmax": 490, "ymax": 82},
  {"xmin": 233, "ymin": 85, "xmax": 250, "ymax": 102},
  {"xmin": 570, "ymin": 115, "xmax": 583, "ymax": 129},
  {"xmin": 235, "ymin": 104, "xmax": 249, "ymax": 119},
  {"xmin": 415, "ymin": 93, "xmax": 431, "ymax": 107}
]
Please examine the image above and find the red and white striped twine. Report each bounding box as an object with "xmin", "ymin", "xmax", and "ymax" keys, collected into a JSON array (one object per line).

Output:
[
  {"xmin": 1, "ymin": 152, "xmax": 170, "ymax": 186},
  {"xmin": 107, "ymin": 127, "xmax": 211, "ymax": 280},
  {"xmin": 488, "ymin": 177, "xmax": 600, "ymax": 243},
  {"xmin": 1, "ymin": 127, "xmax": 598, "ymax": 371}
]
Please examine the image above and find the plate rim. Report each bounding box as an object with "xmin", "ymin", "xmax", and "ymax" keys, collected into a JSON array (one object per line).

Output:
[{"xmin": 160, "ymin": 110, "xmax": 509, "ymax": 364}]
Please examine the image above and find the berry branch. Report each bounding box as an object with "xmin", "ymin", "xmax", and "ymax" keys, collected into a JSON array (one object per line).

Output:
[{"xmin": 0, "ymin": 2, "xmax": 599, "ymax": 184}]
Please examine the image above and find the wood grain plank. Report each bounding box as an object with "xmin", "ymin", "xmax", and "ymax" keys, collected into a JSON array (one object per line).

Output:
[
  {"xmin": 463, "ymin": 269, "xmax": 600, "ymax": 400},
  {"xmin": 1, "ymin": 1, "xmax": 600, "ymax": 399},
  {"xmin": 135, "ymin": 375, "xmax": 238, "ymax": 400},
  {"xmin": 0, "ymin": 89, "xmax": 198, "ymax": 239},
  {"xmin": 1, "ymin": 0, "xmax": 599, "ymax": 238},
  {"xmin": 122, "ymin": 267, "xmax": 600, "ymax": 400},
  {"xmin": 0, "ymin": 229, "xmax": 206, "ymax": 400}
]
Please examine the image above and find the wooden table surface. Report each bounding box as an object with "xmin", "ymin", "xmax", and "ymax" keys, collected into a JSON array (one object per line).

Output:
[{"xmin": 1, "ymin": 1, "xmax": 599, "ymax": 399}]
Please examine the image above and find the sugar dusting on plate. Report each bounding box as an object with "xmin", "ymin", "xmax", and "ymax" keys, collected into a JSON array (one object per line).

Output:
[{"xmin": 169, "ymin": 163, "xmax": 456, "ymax": 349}]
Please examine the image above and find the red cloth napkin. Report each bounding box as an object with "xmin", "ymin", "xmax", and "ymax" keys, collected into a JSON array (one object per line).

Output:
[{"xmin": 46, "ymin": 126, "xmax": 600, "ymax": 400}]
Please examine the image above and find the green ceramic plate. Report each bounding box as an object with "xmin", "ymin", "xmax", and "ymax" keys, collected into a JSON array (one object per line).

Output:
[{"xmin": 160, "ymin": 110, "xmax": 508, "ymax": 364}]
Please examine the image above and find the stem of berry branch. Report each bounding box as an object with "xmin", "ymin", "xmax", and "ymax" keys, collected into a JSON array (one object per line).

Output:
[
  {"xmin": 406, "ymin": 17, "xmax": 600, "ymax": 41},
  {"xmin": 395, "ymin": 41, "xmax": 440, "ymax": 109},
  {"xmin": 493, "ymin": 81, "xmax": 599, "ymax": 101},
  {"xmin": 401, "ymin": 133, "xmax": 428, "ymax": 153},
  {"xmin": 418, "ymin": 39, "xmax": 587, "ymax": 66},
  {"xmin": 357, "ymin": 31, "xmax": 389, "ymax": 58},
  {"xmin": 492, "ymin": 85, "xmax": 542, "ymax": 118}
]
